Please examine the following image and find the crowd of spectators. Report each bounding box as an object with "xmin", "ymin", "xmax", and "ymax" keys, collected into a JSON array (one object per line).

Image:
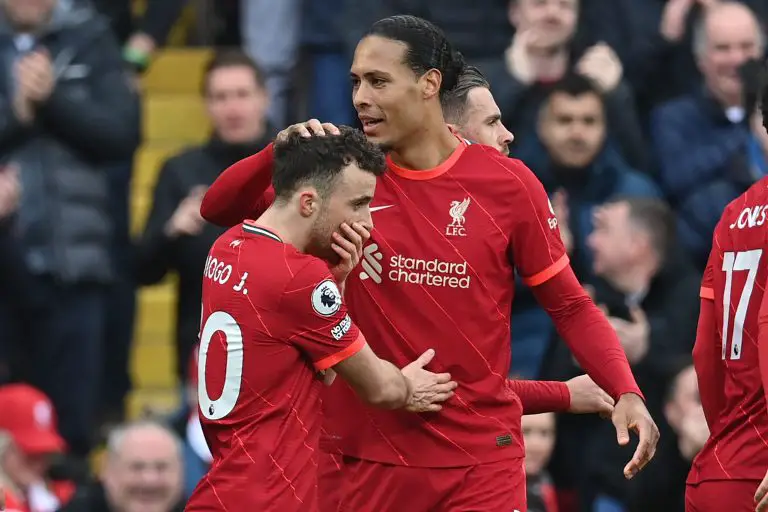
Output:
[{"xmin": 0, "ymin": 0, "xmax": 767, "ymax": 511}]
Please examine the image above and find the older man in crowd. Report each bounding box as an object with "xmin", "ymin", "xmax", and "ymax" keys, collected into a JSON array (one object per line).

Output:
[
  {"xmin": 651, "ymin": 1, "xmax": 765, "ymax": 267},
  {"xmin": 60, "ymin": 421, "xmax": 184, "ymax": 512}
]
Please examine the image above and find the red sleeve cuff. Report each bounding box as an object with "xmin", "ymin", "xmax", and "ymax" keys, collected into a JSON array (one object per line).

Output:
[{"xmin": 314, "ymin": 334, "xmax": 365, "ymax": 371}]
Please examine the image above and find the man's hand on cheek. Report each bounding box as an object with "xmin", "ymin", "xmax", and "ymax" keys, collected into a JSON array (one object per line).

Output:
[{"xmin": 330, "ymin": 222, "xmax": 371, "ymax": 286}]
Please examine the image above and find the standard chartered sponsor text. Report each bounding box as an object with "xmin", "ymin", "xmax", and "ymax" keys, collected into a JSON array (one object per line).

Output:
[{"xmin": 389, "ymin": 254, "xmax": 471, "ymax": 288}]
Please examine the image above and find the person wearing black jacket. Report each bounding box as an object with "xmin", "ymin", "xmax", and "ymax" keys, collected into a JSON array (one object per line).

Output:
[
  {"xmin": 541, "ymin": 197, "xmax": 700, "ymax": 510},
  {"xmin": 0, "ymin": 0, "xmax": 140, "ymax": 457},
  {"xmin": 135, "ymin": 50, "xmax": 274, "ymax": 384}
]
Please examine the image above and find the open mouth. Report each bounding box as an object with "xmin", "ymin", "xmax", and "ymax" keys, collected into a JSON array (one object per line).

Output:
[{"xmin": 360, "ymin": 117, "xmax": 384, "ymax": 133}]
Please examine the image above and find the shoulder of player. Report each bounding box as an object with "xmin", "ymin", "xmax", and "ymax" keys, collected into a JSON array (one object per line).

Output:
[
  {"xmin": 721, "ymin": 178, "xmax": 768, "ymax": 222},
  {"xmin": 281, "ymin": 257, "xmax": 344, "ymax": 317},
  {"xmin": 284, "ymin": 256, "xmax": 335, "ymax": 292},
  {"xmin": 462, "ymin": 144, "xmax": 537, "ymax": 182}
]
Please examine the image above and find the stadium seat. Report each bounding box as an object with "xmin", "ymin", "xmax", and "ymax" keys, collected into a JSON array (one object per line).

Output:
[
  {"xmin": 143, "ymin": 94, "xmax": 210, "ymax": 144},
  {"xmin": 128, "ymin": 46, "xmax": 215, "ymax": 420},
  {"xmin": 130, "ymin": 192, "xmax": 152, "ymax": 235},
  {"xmin": 133, "ymin": 144, "xmax": 186, "ymax": 192},
  {"xmin": 142, "ymin": 49, "xmax": 213, "ymax": 95}
]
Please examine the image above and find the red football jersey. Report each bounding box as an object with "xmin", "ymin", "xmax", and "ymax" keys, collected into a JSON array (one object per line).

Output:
[
  {"xmin": 689, "ymin": 177, "xmax": 768, "ymax": 483},
  {"xmin": 322, "ymin": 140, "xmax": 568, "ymax": 467},
  {"xmin": 186, "ymin": 222, "xmax": 364, "ymax": 511}
]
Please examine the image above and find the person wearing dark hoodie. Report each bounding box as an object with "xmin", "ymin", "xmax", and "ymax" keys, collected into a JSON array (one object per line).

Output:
[
  {"xmin": 0, "ymin": 0, "xmax": 140, "ymax": 457},
  {"xmin": 506, "ymin": 73, "xmax": 659, "ymax": 378},
  {"xmin": 134, "ymin": 49, "xmax": 276, "ymax": 386}
]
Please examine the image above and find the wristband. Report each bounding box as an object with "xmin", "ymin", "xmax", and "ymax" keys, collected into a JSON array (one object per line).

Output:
[{"xmin": 123, "ymin": 46, "xmax": 150, "ymax": 72}]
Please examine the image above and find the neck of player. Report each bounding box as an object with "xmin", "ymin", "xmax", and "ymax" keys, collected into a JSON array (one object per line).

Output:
[
  {"xmin": 388, "ymin": 117, "xmax": 459, "ymax": 171},
  {"xmin": 254, "ymin": 206, "xmax": 308, "ymax": 251}
]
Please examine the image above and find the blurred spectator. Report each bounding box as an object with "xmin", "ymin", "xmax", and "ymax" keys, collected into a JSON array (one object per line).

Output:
[
  {"xmin": 0, "ymin": 384, "xmax": 74, "ymax": 511},
  {"xmin": 82, "ymin": 0, "xmax": 187, "ymax": 73},
  {"xmin": 240, "ymin": 0, "xmax": 299, "ymax": 127},
  {"xmin": 60, "ymin": 421, "xmax": 184, "ymax": 512},
  {"xmin": 135, "ymin": 49, "xmax": 274, "ymax": 384},
  {"xmin": 627, "ymin": 362, "xmax": 705, "ymax": 511},
  {"xmin": 624, "ymin": 0, "xmax": 768, "ymax": 122},
  {"xmin": 0, "ymin": 0, "xmax": 140, "ymax": 456},
  {"xmin": 512, "ymin": 74, "xmax": 659, "ymax": 377},
  {"xmin": 523, "ymin": 412, "xmax": 559, "ymax": 512},
  {"xmin": 545, "ymin": 197, "xmax": 698, "ymax": 510},
  {"xmin": 650, "ymin": 2, "xmax": 765, "ymax": 267},
  {"xmin": 481, "ymin": 0, "xmax": 648, "ymax": 172},
  {"xmin": 535, "ymin": 75, "xmax": 660, "ymax": 281}
]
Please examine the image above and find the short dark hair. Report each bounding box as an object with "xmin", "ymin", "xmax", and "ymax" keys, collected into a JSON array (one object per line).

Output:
[
  {"xmin": 272, "ymin": 127, "xmax": 387, "ymax": 200},
  {"xmin": 202, "ymin": 49, "xmax": 266, "ymax": 95},
  {"xmin": 441, "ymin": 66, "xmax": 491, "ymax": 124},
  {"xmin": 608, "ymin": 197, "xmax": 676, "ymax": 261},
  {"xmin": 546, "ymin": 73, "xmax": 604, "ymax": 105},
  {"xmin": 366, "ymin": 15, "xmax": 465, "ymax": 97}
]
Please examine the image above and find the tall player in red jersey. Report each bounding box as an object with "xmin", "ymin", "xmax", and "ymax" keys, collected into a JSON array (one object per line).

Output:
[
  {"xmin": 687, "ymin": 90, "xmax": 768, "ymax": 511},
  {"xmin": 186, "ymin": 128, "xmax": 456, "ymax": 511},
  {"xmin": 200, "ymin": 15, "xmax": 659, "ymax": 512}
]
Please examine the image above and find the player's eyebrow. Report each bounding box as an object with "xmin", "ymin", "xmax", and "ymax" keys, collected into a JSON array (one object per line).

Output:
[
  {"xmin": 485, "ymin": 113, "xmax": 501, "ymax": 125},
  {"xmin": 351, "ymin": 194, "xmax": 373, "ymax": 207},
  {"xmin": 351, "ymin": 71, "xmax": 393, "ymax": 81}
]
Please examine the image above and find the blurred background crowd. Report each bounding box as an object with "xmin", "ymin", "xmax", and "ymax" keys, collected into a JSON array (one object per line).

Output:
[{"xmin": 0, "ymin": 0, "xmax": 765, "ymax": 511}]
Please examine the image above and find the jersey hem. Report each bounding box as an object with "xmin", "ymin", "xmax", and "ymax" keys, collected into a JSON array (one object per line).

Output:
[{"xmin": 324, "ymin": 446, "xmax": 525, "ymax": 468}]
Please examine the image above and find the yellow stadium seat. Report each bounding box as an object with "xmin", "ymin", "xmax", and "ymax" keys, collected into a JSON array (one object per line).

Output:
[
  {"xmin": 143, "ymin": 94, "xmax": 210, "ymax": 144},
  {"xmin": 133, "ymin": 143, "xmax": 187, "ymax": 193},
  {"xmin": 131, "ymin": 342, "xmax": 177, "ymax": 388},
  {"xmin": 142, "ymin": 49, "xmax": 213, "ymax": 95},
  {"xmin": 130, "ymin": 192, "xmax": 152, "ymax": 235},
  {"xmin": 135, "ymin": 281, "xmax": 178, "ymax": 342}
]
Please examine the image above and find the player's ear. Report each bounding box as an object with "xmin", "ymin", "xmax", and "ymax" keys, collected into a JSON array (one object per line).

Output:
[
  {"xmin": 298, "ymin": 189, "xmax": 320, "ymax": 218},
  {"xmin": 420, "ymin": 69, "xmax": 441, "ymax": 100}
]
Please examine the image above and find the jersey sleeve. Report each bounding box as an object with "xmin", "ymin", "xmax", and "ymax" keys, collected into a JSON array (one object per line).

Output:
[
  {"xmin": 700, "ymin": 225, "xmax": 723, "ymax": 301},
  {"xmin": 700, "ymin": 247, "xmax": 716, "ymax": 301},
  {"xmin": 507, "ymin": 161, "xmax": 569, "ymax": 286},
  {"xmin": 281, "ymin": 259, "xmax": 365, "ymax": 371}
]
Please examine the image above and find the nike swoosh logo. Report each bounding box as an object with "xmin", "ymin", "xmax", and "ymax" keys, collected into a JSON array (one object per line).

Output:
[{"xmin": 370, "ymin": 205, "xmax": 395, "ymax": 213}]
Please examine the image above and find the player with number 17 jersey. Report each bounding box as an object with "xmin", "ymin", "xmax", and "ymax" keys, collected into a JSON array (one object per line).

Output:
[
  {"xmin": 687, "ymin": 176, "xmax": 768, "ymax": 509},
  {"xmin": 186, "ymin": 222, "xmax": 364, "ymax": 512}
]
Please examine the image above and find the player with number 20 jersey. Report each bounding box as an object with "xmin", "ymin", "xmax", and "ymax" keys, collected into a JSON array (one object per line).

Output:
[
  {"xmin": 687, "ymin": 176, "xmax": 768, "ymax": 510},
  {"xmin": 185, "ymin": 223, "xmax": 365, "ymax": 511}
]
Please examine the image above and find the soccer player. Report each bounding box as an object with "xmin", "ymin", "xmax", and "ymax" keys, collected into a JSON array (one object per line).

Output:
[
  {"xmin": 440, "ymin": 65, "xmax": 514, "ymax": 156},
  {"xmin": 186, "ymin": 128, "xmax": 457, "ymax": 511},
  {"xmin": 687, "ymin": 99, "xmax": 768, "ymax": 511},
  {"xmin": 200, "ymin": 15, "xmax": 658, "ymax": 512}
]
